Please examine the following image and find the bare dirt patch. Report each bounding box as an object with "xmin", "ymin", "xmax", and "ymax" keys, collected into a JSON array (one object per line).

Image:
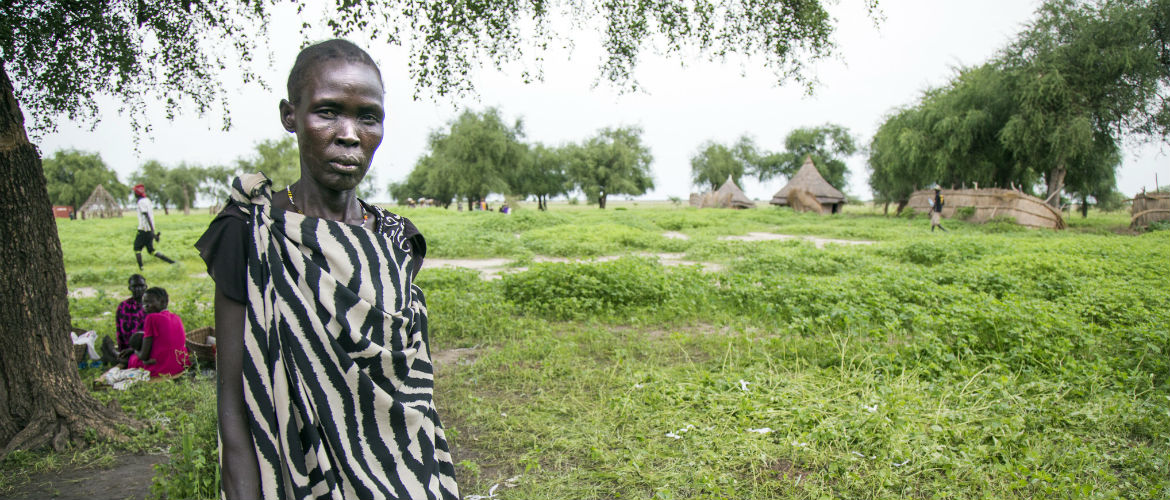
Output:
[
  {"xmin": 2, "ymin": 454, "xmax": 168, "ymax": 500},
  {"xmin": 662, "ymin": 231, "xmax": 690, "ymax": 240},
  {"xmin": 423, "ymin": 258, "xmax": 514, "ymax": 280},
  {"xmin": 432, "ymin": 347, "xmax": 480, "ymax": 370},
  {"xmin": 770, "ymin": 458, "xmax": 815, "ymax": 483},
  {"xmin": 719, "ymin": 232, "xmax": 875, "ymax": 249},
  {"xmin": 427, "ymin": 253, "xmax": 723, "ymax": 279},
  {"xmin": 67, "ymin": 287, "xmax": 98, "ymax": 299}
]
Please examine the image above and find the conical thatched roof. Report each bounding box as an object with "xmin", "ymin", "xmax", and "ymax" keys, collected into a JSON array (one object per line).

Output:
[
  {"xmin": 770, "ymin": 156, "xmax": 845, "ymax": 206},
  {"xmin": 690, "ymin": 175, "xmax": 755, "ymax": 209},
  {"xmin": 78, "ymin": 184, "xmax": 123, "ymax": 219},
  {"xmin": 713, "ymin": 175, "xmax": 755, "ymax": 209}
]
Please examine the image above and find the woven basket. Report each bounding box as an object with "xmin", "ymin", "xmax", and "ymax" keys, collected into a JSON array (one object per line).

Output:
[
  {"xmin": 186, "ymin": 326, "xmax": 216, "ymax": 367},
  {"xmin": 71, "ymin": 327, "xmax": 89, "ymax": 362}
]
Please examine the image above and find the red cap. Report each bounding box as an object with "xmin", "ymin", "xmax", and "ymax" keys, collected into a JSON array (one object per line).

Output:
[{"xmin": 133, "ymin": 184, "xmax": 146, "ymax": 198}]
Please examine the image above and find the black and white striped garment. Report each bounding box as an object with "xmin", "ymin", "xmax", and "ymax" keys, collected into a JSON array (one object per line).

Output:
[{"xmin": 229, "ymin": 174, "xmax": 458, "ymax": 500}]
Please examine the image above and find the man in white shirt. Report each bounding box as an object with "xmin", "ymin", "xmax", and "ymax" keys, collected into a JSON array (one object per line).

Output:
[{"xmin": 132, "ymin": 184, "xmax": 175, "ymax": 269}]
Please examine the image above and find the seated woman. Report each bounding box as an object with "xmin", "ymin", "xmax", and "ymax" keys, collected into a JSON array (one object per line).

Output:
[
  {"xmin": 195, "ymin": 39, "xmax": 457, "ymax": 500},
  {"xmin": 126, "ymin": 287, "xmax": 190, "ymax": 377}
]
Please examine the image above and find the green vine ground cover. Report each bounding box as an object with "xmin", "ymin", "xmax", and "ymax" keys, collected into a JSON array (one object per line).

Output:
[{"xmin": 5, "ymin": 202, "xmax": 1167, "ymax": 499}]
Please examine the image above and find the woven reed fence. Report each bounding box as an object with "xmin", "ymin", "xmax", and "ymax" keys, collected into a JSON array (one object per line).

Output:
[{"xmin": 907, "ymin": 188, "xmax": 1066, "ymax": 230}]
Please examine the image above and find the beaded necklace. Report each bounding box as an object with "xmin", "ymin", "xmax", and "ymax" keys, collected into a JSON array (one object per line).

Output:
[{"xmin": 287, "ymin": 185, "xmax": 369, "ymax": 224}]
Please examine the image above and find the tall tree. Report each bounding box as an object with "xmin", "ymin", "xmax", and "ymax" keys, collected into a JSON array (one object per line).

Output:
[
  {"xmin": 0, "ymin": 0, "xmax": 876, "ymax": 460},
  {"xmin": 690, "ymin": 136, "xmax": 759, "ymax": 190},
  {"xmin": 1000, "ymin": 0, "xmax": 1170, "ymax": 207},
  {"xmin": 514, "ymin": 143, "xmax": 570, "ymax": 210},
  {"xmin": 756, "ymin": 124, "xmax": 856, "ymax": 190},
  {"xmin": 427, "ymin": 108, "xmax": 526, "ymax": 210},
  {"xmin": 568, "ymin": 126, "xmax": 655, "ymax": 209},
  {"xmin": 234, "ymin": 136, "xmax": 300, "ymax": 191},
  {"xmin": 42, "ymin": 149, "xmax": 129, "ymax": 210}
]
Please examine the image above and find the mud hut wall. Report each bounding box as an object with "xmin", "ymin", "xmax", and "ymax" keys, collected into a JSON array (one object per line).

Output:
[
  {"xmin": 907, "ymin": 189, "xmax": 1065, "ymax": 229},
  {"xmin": 1131, "ymin": 193, "xmax": 1170, "ymax": 227}
]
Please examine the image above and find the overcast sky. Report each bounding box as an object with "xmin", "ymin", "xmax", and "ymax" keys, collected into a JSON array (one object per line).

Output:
[{"xmin": 38, "ymin": 0, "xmax": 1170, "ymax": 203}]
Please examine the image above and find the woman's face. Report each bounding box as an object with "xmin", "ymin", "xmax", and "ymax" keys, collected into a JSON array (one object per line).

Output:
[
  {"xmin": 143, "ymin": 294, "xmax": 164, "ymax": 314},
  {"xmin": 281, "ymin": 60, "xmax": 385, "ymax": 192},
  {"xmin": 128, "ymin": 277, "xmax": 147, "ymax": 301}
]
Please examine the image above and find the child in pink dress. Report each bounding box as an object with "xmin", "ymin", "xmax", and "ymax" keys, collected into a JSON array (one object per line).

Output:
[{"xmin": 127, "ymin": 287, "xmax": 189, "ymax": 377}]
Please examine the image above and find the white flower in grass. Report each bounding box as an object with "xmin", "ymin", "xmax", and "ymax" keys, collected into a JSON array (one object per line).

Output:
[
  {"xmin": 791, "ymin": 440, "xmax": 809, "ymax": 448},
  {"xmin": 747, "ymin": 427, "xmax": 772, "ymax": 434},
  {"xmin": 738, "ymin": 379, "xmax": 750, "ymax": 392},
  {"xmin": 666, "ymin": 432, "xmax": 682, "ymax": 439},
  {"xmin": 863, "ymin": 404, "xmax": 878, "ymax": 413},
  {"xmin": 633, "ymin": 383, "xmax": 644, "ymax": 389},
  {"xmin": 464, "ymin": 483, "xmax": 500, "ymax": 500}
]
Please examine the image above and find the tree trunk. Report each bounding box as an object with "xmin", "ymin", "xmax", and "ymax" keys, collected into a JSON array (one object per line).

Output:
[
  {"xmin": 1045, "ymin": 164, "xmax": 1066, "ymax": 209},
  {"xmin": 0, "ymin": 62, "xmax": 138, "ymax": 463},
  {"xmin": 895, "ymin": 199, "xmax": 909, "ymax": 215},
  {"xmin": 1081, "ymin": 194, "xmax": 1089, "ymax": 218},
  {"xmin": 182, "ymin": 185, "xmax": 191, "ymax": 215},
  {"xmin": 883, "ymin": 202, "xmax": 889, "ymax": 216},
  {"xmin": 599, "ymin": 193, "xmax": 607, "ymax": 209}
]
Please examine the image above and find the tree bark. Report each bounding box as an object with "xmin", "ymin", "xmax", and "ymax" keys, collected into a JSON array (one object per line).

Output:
[
  {"xmin": 0, "ymin": 62, "xmax": 138, "ymax": 463},
  {"xmin": 599, "ymin": 193, "xmax": 607, "ymax": 209},
  {"xmin": 1045, "ymin": 163, "xmax": 1066, "ymax": 209},
  {"xmin": 182, "ymin": 185, "xmax": 191, "ymax": 215},
  {"xmin": 895, "ymin": 199, "xmax": 909, "ymax": 215},
  {"xmin": 1081, "ymin": 194, "xmax": 1089, "ymax": 218}
]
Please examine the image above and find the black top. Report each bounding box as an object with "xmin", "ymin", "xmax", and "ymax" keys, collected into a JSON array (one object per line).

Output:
[{"xmin": 194, "ymin": 201, "xmax": 426, "ymax": 304}]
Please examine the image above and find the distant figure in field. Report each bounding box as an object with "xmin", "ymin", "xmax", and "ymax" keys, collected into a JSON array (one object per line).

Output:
[
  {"xmin": 126, "ymin": 287, "xmax": 189, "ymax": 377},
  {"xmin": 929, "ymin": 187, "xmax": 948, "ymax": 232},
  {"xmin": 132, "ymin": 184, "xmax": 176, "ymax": 269}
]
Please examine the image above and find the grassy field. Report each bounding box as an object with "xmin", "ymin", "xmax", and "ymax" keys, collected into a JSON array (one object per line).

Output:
[{"xmin": 4, "ymin": 202, "xmax": 1168, "ymax": 499}]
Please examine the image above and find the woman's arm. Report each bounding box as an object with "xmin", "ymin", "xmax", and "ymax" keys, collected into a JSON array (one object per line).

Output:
[
  {"xmin": 136, "ymin": 337, "xmax": 155, "ymax": 365},
  {"xmin": 215, "ymin": 286, "xmax": 261, "ymax": 500}
]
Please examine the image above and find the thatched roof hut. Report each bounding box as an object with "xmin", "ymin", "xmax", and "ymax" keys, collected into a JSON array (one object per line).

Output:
[
  {"xmin": 78, "ymin": 184, "xmax": 123, "ymax": 219},
  {"xmin": 770, "ymin": 156, "xmax": 845, "ymax": 214},
  {"xmin": 907, "ymin": 188, "xmax": 1065, "ymax": 230},
  {"xmin": 689, "ymin": 176, "xmax": 755, "ymax": 209},
  {"xmin": 1130, "ymin": 191, "xmax": 1169, "ymax": 229}
]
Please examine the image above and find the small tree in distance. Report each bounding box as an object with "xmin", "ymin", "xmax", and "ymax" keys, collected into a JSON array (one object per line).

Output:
[
  {"xmin": 42, "ymin": 149, "xmax": 129, "ymax": 210},
  {"xmin": 568, "ymin": 126, "xmax": 655, "ymax": 209},
  {"xmin": 755, "ymin": 124, "xmax": 857, "ymax": 191},
  {"xmin": 690, "ymin": 136, "xmax": 760, "ymax": 190}
]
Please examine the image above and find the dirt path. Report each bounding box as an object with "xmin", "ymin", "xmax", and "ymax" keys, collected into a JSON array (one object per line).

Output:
[
  {"xmin": 423, "ymin": 233, "xmax": 871, "ymax": 279},
  {"xmin": 1, "ymin": 454, "xmax": 167, "ymax": 500},
  {"xmin": 718, "ymin": 232, "xmax": 875, "ymax": 248},
  {"xmin": 424, "ymin": 253, "xmax": 723, "ymax": 279}
]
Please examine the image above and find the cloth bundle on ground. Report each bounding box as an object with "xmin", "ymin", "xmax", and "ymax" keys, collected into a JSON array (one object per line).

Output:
[
  {"xmin": 98, "ymin": 367, "xmax": 151, "ymax": 390},
  {"xmin": 206, "ymin": 174, "xmax": 458, "ymax": 500}
]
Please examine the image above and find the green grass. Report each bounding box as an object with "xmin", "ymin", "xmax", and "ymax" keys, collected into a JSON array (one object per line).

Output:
[{"xmin": 5, "ymin": 203, "xmax": 1167, "ymax": 499}]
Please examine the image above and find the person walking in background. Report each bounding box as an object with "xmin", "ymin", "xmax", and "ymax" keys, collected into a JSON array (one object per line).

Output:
[
  {"xmin": 929, "ymin": 186, "xmax": 948, "ymax": 232},
  {"xmin": 133, "ymin": 184, "xmax": 176, "ymax": 269}
]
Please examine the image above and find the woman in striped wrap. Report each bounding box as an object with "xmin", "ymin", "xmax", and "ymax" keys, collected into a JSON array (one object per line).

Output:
[{"xmin": 195, "ymin": 40, "xmax": 459, "ymax": 500}]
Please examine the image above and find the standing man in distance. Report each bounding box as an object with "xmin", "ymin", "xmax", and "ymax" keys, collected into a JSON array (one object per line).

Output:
[
  {"xmin": 133, "ymin": 184, "xmax": 176, "ymax": 269},
  {"xmin": 928, "ymin": 185, "xmax": 948, "ymax": 232}
]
